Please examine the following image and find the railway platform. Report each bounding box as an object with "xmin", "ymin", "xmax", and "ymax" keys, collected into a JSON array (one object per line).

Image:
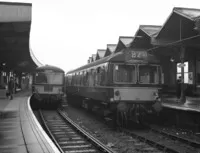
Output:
[
  {"xmin": 0, "ymin": 90, "xmax": 59, "ymax": 153},
  {"xmin": 162, "ymin": 95, "xmax": 200, "ymax": 112}
]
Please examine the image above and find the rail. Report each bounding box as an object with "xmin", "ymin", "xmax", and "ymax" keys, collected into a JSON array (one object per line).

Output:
[
  {"xmin": 39, "ymin": 109, "xmax": 116, "ymax": 153},
  {"xmin": 39, "ymin": 110, "xmax": 65, "ymax": 153},
  {"xmin": 58, "ymin": 108, "xmax": 116, "ymax": 153},
  {"xmin": 118, "ymin": 126, "xmax": 200, "ymax": 153}
]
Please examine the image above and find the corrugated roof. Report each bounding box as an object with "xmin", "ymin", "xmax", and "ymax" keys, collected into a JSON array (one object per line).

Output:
[
  {"xmin": 107, "ymin": 44, "xmax": 117, "ymax": 53},
  {"xmin": 155, "ymin": 7, "xmax": 200, "ymax": 38},
  {"xmin": 174, "ymin": 7, "xmax": 200, "ymax": 21},
  {"xmin": 97, "ymin": 49, "xmax": 106, "ymax": 59},
  {"xmin": 119, "ymin": 36, "xmax": 134, "ymax": 47},
  {"xmin": 140, "ymin": 25, "xmax": 162, "ymax": 37}
]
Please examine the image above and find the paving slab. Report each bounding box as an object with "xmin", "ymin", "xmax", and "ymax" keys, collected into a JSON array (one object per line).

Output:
[{"xmin": 0, "ymin": 90, "xmax": 60, "ymax": 153}]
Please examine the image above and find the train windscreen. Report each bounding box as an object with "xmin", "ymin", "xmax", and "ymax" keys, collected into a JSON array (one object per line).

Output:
[
  {"xmin": 114, "ymin": 64, "xmax": 136, "ymax": 83},
  {"xmin": 35, "ymin": 72, "xmax": 63, "ymax": 84},
  {"xmin": 138, "ymin": 65, "xmax": 160, "ymax": 84}
]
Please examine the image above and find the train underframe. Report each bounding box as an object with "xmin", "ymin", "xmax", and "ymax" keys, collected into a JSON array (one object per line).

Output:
[
  {"xmin": 31, "ymin": 93, "xmax": 63, "ymax": 109},
  {"xmin": 67, "ymin": 94, "xmax": 162, "ymax": 127}
]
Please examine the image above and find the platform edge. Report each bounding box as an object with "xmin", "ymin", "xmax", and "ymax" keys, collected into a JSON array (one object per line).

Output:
[{"xmin": 27, "ymin": 96, "xmax": 60, "ymax": 153}]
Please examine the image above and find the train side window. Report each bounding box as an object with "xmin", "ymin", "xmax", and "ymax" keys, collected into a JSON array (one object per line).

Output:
[
  {"xmin": 96, "ymin": 67, "xmax": 101, "ymax": 85},
  {"xmin": 80, "ymin": 72, "xmax": 82, "ymax": 85},
  {"xmin": 74, "ymin": 73, "xmax": 77, "ymax": 86},
  {"xmin": 80, "ymin": 71, "xmax": 83, "ymax": 85},
  {"xmin": 76, "ymin": 72, "xmax": 79, "ymax": 85},
  {"xmin": 78, "ymin": 72, "xmax": 80, "ymax": 85},
  {"xmin": 82, "ymin": 71, "xmax": 85, "ymax": 85},
  {"xmin": 71, "ymin": 74, "xmax": 74, "ymax": 85},
  {"xmin": 68, "ymin": 75, "xmax": 72, "ymax": 86},
  {"xmin": 85, "ymin": 71, "xmax": 89, "ymax": 86},
  {"xmin": 93, "ymin": 69, "xmax": 97, "ymax": 86},
  {"xmin": 89, "ymin": 69, "xmax": 95, "ymax": 86},
  {"xmin": 77, "ymin": 72, "xmax": 80, "ymax": 85},
  {"xmin": 101, "ymin": 66, "xmax": 106, "ymax": 86},
  {"xmin": 73, "ymin": 73, "xmax": 76, "ymax": 86}
]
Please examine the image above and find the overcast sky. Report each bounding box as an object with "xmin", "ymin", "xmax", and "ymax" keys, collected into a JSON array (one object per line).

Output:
[{"xmin": 3, "ymin": 0, "xmax": 200, "ymax": 72}]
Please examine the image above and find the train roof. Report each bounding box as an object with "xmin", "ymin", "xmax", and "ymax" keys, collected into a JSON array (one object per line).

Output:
[
  {"xmin": 67, "ymin": 52, "xmax": 123, "ymax": 74},
  {"xmin": 67, "ymin": 48, "xmax": 160, "ymax": 74},
  {"xmin": 36, "ymin": 65, "xmax": 64, "ymax": 73}
]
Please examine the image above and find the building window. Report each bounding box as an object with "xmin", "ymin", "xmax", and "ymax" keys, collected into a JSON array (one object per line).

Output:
[{"xmin": 177, "ymin": 61, "xmax": 188, "ymax": 83}]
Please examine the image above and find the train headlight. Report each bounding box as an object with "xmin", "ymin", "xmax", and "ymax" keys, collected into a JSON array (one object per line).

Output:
[
  {"xmin": 115, "ymin": 90, "xmax": 120, "ymax": 96},
  {"xmin": 157, "ymin": 98, "xmax": 161, "ymax": 102},
  {"xmin": 153, "ymin": 91, "xmax": 160, "ymax": 101},
  {"xmin": 110, "ymin": 98, "xmax": 114, "ymax": 102},
  {"xmin": 153, "ymin": 92, "xmax": 158, "ymax": 97}
]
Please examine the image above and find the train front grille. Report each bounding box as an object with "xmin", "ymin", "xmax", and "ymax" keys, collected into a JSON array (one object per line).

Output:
[{"xmin": 44, "ymin": 85, "xmax": 53, "ymax": 92}]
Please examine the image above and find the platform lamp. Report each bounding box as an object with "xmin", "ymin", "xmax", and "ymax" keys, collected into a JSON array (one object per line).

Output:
[
  {"xmin": 1, "ymin": 63, "xmax": 6, "ymax": 85},
  {"xmin": 170, "ymin": 57, "xmax": 175, "ymax": 62}
]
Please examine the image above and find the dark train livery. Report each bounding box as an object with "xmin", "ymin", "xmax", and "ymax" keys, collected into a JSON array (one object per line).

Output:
[
  {"xmin": 32, "ymin": 65, "xmax": 65, "ymax": 108},
  {"xmin": 65, "ymin": 48, "xmax": 163, "ymax": 124}
]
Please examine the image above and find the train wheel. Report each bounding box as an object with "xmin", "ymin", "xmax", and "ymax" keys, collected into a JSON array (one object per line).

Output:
[
  {"xmin": 129, "ymin": 104, "xmax": 141, "ymax": 124},
  {"xmin": 116, "ymin": 102, "xmax": 129, "ymax": 128},
  {"xmin": 116, "ymin": 111, "xmax": 128, "ymax": 128}
]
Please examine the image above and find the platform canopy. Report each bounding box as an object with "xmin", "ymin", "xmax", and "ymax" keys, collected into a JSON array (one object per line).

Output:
[{"xmin": 0, "ymin": 2, "xmax": 42, "ymax": 73}]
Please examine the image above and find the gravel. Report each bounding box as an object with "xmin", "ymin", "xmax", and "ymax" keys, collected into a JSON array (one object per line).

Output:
[{"xmin": 62, "ymin": 105, "xmax": 159, "ymax": 153}]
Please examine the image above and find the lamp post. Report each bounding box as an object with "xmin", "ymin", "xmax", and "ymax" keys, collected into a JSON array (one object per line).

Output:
[{"xmin": 180, "ymin": 46, "xmax": 186, "ymax": 103}]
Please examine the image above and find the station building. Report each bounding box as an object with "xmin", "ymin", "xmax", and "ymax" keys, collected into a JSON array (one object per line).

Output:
[
  {"xmin": 0, "ymin": 2, "xmax": 42, "ymax": 97},
  {"xmin": 149, "ymin": 7, "xmax": 200, "ymax": 98},
  {"xmin": 88, "ymin": 7, "xmax": 200, "ymax": 102}
]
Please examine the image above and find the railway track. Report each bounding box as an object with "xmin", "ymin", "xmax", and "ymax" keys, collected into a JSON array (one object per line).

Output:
[
  {"xmin": 39, "ymin": 109, "xmax": 116, "ymax": 153},
  {"xmin": 149, "ymin": 124, "xmax": 200, "ymax": 148},
  {"xmin": 119, "ymin": 125, "xmax": 200, "ymax": 153}
]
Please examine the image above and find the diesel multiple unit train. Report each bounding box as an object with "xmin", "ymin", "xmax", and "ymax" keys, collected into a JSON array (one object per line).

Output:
[
  {"xmin": 31, "ymin": 65, "xmax": 65, "ymax": 109},
  {"xmin": 65, "ymin": 48, "xmax": 163, "ymax": 125}
]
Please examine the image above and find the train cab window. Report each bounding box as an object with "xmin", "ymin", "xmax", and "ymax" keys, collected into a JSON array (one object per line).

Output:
[
  {"xmin": 47, "ymin": 73, "xmax": 63, "ymax": 84},
  {"xmin": 35, "ymin": 72, "xmax": 63, "ymax": 84},
  {"xmin": 35, "ymin": 73, "xmax": 47, "ymax": 84},
  {"xmin": 114, "ymin": 64, "xmax": 136, "ymax": 83},
  {"xmin": 139, "ymin": 65, "xmax": 159, "ymax": 84}
]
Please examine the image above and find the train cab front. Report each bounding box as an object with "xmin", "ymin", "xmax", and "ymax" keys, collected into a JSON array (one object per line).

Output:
[
  {"xmin": 110, "ymin": 87, "xmax": 163, "ymax": 125},
  {"xmin": 111, "ymin": 60, "xmax": 163, "ymax": 124}
]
